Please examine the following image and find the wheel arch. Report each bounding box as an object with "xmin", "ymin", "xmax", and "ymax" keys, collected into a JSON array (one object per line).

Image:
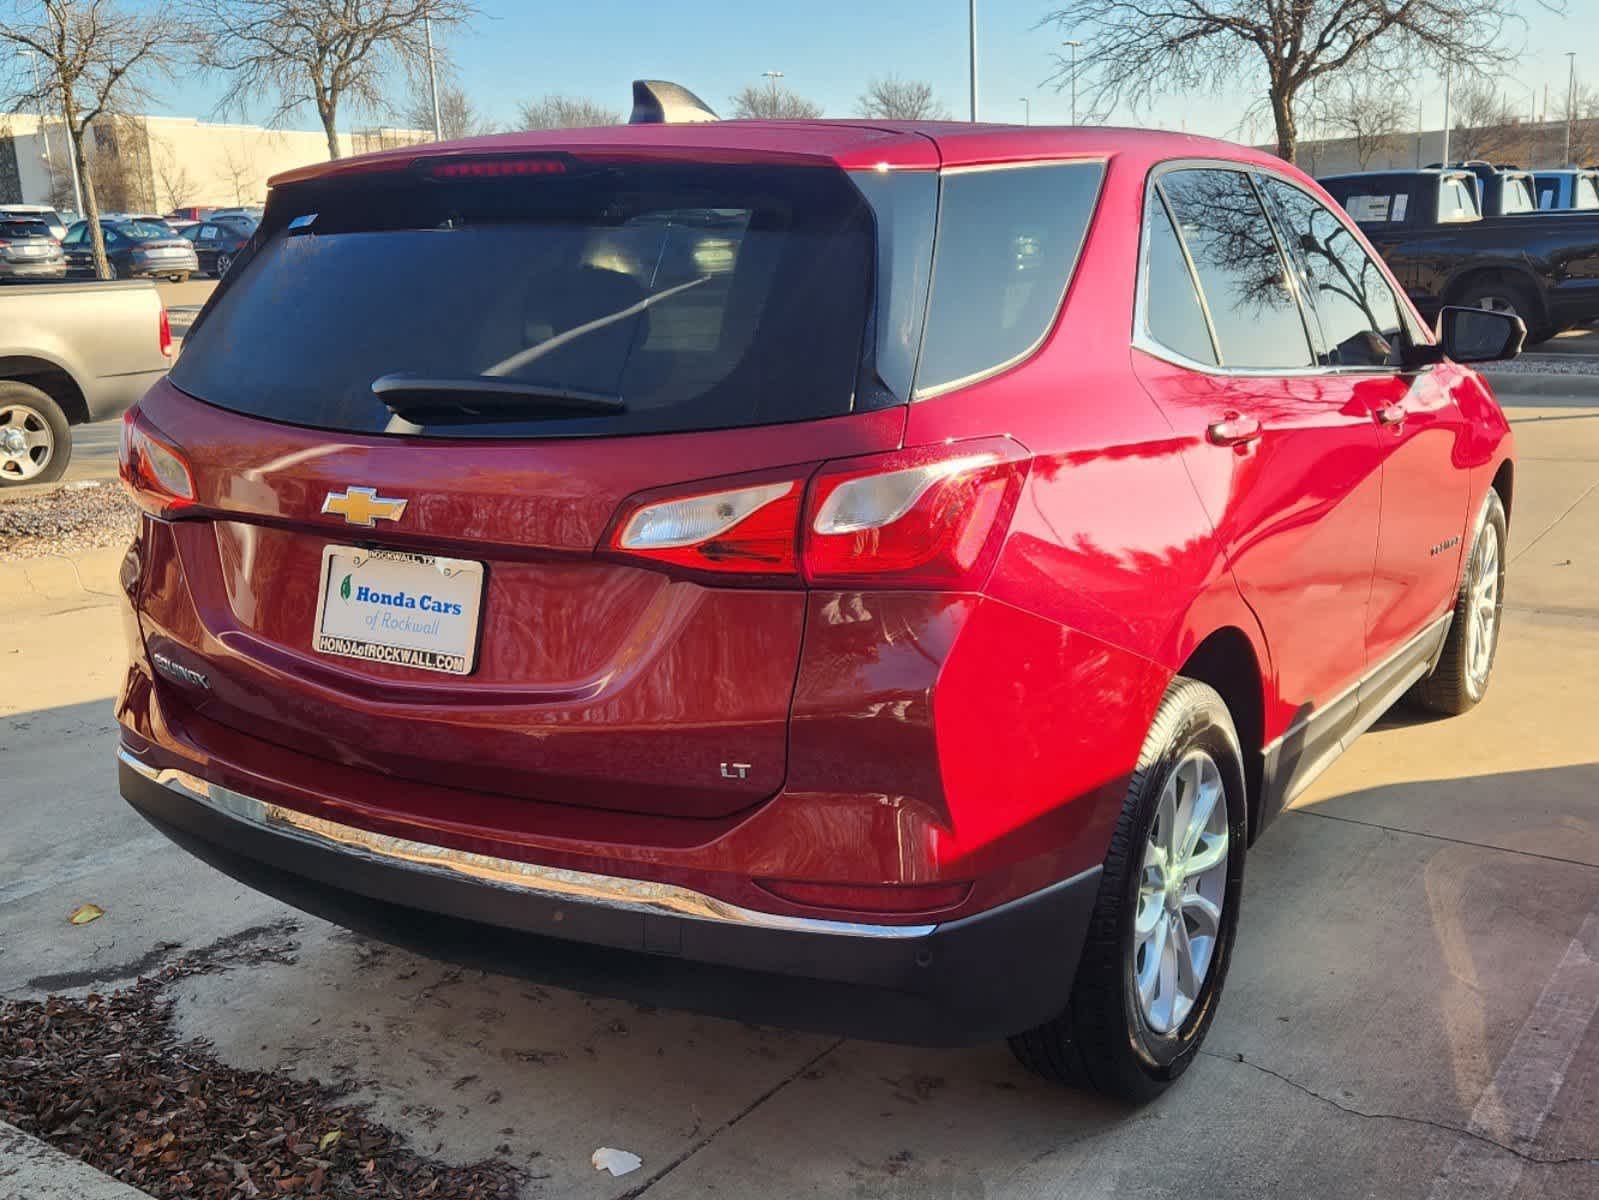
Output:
[
  {"xmin": 1175, "ymin": 626, "xmax": 1267, "ymax": 845},
  {"xmin": 0, "ymin": 355, "xmax": 90, "ymax": 425},
  {"xmin": 1490, "ymin": 457, "xmax": 1514, "ymax": 526},
  {"xmin": 1443, "ymin": 265, "xmax": 1549, "ymax": 324}
]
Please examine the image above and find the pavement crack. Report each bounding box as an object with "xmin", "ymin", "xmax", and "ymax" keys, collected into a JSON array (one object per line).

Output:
[
  {"xmin": 1203, "ymin": 1050, "xmax": 1598, "ymax": 1167},
  {"xmin": 1510, "ymin": 478, "xmax": 1599, "ymax": 565},
  {"xmin": 1287, "ymin": 807, "xmax": 1599, "ymax": 871},
  {"xmin": 617, "ymin": 1037, "xmax": 844, "ymax": 1198}
]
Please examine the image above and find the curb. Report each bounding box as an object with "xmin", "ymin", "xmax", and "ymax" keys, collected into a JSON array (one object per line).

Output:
[
  {"xmin": 0, "ymin": 1120, "xmax": 153, "ymax": 1199},
  {"xmin": 1483, "ymin": 369, "xmax": 1599, "ymax": 399}
]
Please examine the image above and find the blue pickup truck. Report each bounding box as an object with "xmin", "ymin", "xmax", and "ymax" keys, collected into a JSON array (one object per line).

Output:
[{"xmin": 1531, "ymin": 168, "xmax": 1599, "ymax": 211}]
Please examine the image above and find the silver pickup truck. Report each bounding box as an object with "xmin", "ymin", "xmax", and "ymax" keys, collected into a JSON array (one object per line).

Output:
[{"xmin": 1, "ymin": 281, "xmax": 173, "ymax": 486}]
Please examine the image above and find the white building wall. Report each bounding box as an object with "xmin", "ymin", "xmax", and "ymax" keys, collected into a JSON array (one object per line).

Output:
[{"xmin": 4, "ymin": 113, "xmax": 431, "ymax": 211}]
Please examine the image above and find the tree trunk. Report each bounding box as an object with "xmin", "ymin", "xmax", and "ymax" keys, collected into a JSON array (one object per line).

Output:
[
  {"xmin": 1270, "ymin": 86, "xmax": 1298, "ymax": 164},
  {"xmin": 67, "ymin": 114, "xmax": 110, "ymax": 281},
  {"xmin": 320, "ymin": 98, "xmax": 342, "ymax": 160}
]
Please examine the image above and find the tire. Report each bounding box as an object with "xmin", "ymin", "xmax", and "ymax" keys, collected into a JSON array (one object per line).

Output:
[
  {"xmin": 108, "ymin": 261, "xmax": 121, "ymax": 280},
  {"xmin": 1009, "ymin": 677, "xmax": 1247, "ymax": 1102},
  {"xmin": 0, "ymin": 381, "xmax": 73, "ymax": 487},
  {"xmin": 1454, "ymin": 277, "xmax": 1551, "ymax": 345},
  {"xmin": 1407, "ymin": 489, "xmax": 1507, "ymax": 715},
  {"xmin": 214, "ymin": 253, "xmax": 233, "ymax": 278}
]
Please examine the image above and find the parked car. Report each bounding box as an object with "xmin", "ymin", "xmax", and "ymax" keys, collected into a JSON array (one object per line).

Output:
[
  {"xmin": 0, "ymin": 218, "xmax": 67, "ymax": 282},
  {"xmin": 1532, "ymin": 168, "xmax": 1599, "ymax": 211},
  {"xmin": 116, "ymin": 120, "xmax": 1517, "ymax": 1102},
  {"xmin": 62, "ymin": 219, "xmax": 199, "ymax": 282},
  {"xmin": 0, "ymin": 204, "xmax": 68, "ymax": 241},
  {"xmin": 173, "ymin": 219, "xmax": 251, "ymax": 277},
  {"xmin": 1320, "ymin": 167, "xmax": 1599, "ymax": 342},
  {"xmin": 166, "ymin": 206, "xmax": 215, "ymax": 224},
  {"xmin": 1, "ymin": 280, "xmax": 172, "ymax": 484}
]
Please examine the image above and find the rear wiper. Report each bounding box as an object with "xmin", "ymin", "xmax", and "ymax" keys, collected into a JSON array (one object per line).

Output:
[{"xmin": 371, "ymin": 373, "xmax": 625, "ymax": 420}]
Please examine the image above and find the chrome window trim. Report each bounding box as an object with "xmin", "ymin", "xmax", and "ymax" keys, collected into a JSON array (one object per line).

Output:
[
  {"xmin": 1133, "ymin": 156, "xmax": 1431, "ymax": 379},
  {"xmin": 118, "ymin": 747, "xmax": 939, "ymax": 939},
  {"xmin": 912, "ymin": 157, "xmax": 1109, "ymax": 401}
]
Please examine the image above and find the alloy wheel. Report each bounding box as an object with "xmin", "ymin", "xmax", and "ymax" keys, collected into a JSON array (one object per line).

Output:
[
  {"xmin": 1133, "ymin": 750, "xmax": 1229, "ymax": 1035},
  {"xmin": 1474, "ymin": 295, "xmax": 1520, "ymax": 319},
  {"xmin": 0, "ymin": 402, "xmax": 56, "ymax": 483},
  {"xmin": 1465, "ymin": 518, "xmax": 1502, "ymax": 692},
  {"xmin": 215, "ymin": 253, "xmax": 233, "ymax": 277}
]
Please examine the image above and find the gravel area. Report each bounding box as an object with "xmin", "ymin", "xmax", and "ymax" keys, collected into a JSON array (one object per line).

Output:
[
  {"xmin": 0, "ymin": 480, "xmax": 137, "ymax": 561},
  {"xmin": 1488, "ymin": 353, "xmax": 1599, "ymax": 376},
  {"xmin": 0, "ymin": 922, "xmax": 523, "ymax": 1199}
]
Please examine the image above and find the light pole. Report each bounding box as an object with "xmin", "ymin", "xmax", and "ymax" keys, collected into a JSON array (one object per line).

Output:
[
  {"xmin": 1063, "ymin": 40, "xmax": 1082, "ymax": 124},
  {"xmin": 968, "ymin": 1, "xmax": 978, "ymax": 122},
  {"xmin": 1565, "ymin": 51, "xmax": 1577, "ymax": 165},
  {"xmin": 1441, "ymin": 62, "xmax": 1453, "ymax": 167},
  {"xmin": 762, "ymin": 70, "xmax": 784, "ymax": 117},
  {"xmin": 1019, "ymin": 97, "xmax": 1030, "ymax": 125},
  {"xmin": 423, "ymin": 11, "xmax": 443, "ymax": 141}
]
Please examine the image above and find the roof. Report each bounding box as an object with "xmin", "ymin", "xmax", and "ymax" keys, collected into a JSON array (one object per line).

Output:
[{"xmin": 268, "ymin": 120, "xmax": 1288, "ymax": 189}]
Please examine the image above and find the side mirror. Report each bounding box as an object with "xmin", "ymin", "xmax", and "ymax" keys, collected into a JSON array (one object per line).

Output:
[{"xmin": 1435, "ymin": 305, "xmax": 1525, "ymax": 364}]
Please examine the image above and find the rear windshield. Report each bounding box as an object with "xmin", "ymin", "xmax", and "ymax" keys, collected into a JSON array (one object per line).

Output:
[
  {"xmin": 172, "ymin": 161, "xmax": 878, "ymax": 440},
  {"xmin": 0, "ymin": 220, "xmax": 50, "ymax": 238}
]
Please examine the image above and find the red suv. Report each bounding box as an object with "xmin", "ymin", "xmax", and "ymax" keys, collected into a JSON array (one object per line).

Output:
[{"xmin": 116, "ymin": 120, "xmax": 1518, "ymax": 1101}]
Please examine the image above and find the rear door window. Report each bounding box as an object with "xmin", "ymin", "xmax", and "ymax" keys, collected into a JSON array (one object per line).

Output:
[
  {"xmin": 1577, "ymin": 176, "xmax": 1599, "ymax": 210},
  {"xmin": 1157, "ymin": 169, "xmax": 1314, "ymax": 370},
  {"xmin": 1439, "ymin": 176, "xmax": 1479, "ymax": 222},
  {"xmin": 913, "ymin": 161, "xmax": 1104, "ymax": 396},
  {"xmin": 1501, "ymin": 178, "xmax": 1535, "ymax": 214},
  {"xmin": 171, "ymin": 161, "xmax": 879, "ymax": 440}
]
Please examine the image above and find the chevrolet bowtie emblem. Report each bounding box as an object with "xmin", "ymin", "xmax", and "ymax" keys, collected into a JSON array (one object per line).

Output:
[{"xmin": 322, "ymin": 487, "xmax": 407, "ymax": 527}]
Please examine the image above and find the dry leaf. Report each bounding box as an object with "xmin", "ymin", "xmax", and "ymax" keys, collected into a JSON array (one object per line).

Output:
[
  {"xmin": 69, "ymin": 903, "xmax": 104, "ymax": 925},
  {"xmin": 318, "ymin": 1129, "xmax": 342, "ymax": 1152}
]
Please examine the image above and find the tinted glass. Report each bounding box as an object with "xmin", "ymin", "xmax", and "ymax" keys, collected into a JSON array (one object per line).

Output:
[
  {"xmin": 172, "ymin": 162, "xmax": 877, "ymax": 440},
  {"xmin": 1142, "ymin": 193, "xmax": 1216, "ymax": 365},
  {"xmin": 1439, "ymin": 177, "xmax": 1478, "ymax": 221},
  {"xmin": 0, "ymin": 220, "xmax": 50, "ymax": 238},
  {"xmin": 1158, "ymin": 169, "xmax": 1312, "ymax": 370},
  {"xmin": 1260, "ymin": 178, "xmax": 1404, "ymax": 368},
  {"xmin": 1322, "ymin": 179, "xmax": 1411, "ymax": 224},
  {"xmin": 62, "ymin": 223, "xmax": 84, "ymax": 245},
  {"xmin": 118, "ymin": 220, "xmax": 170, "ymax": 240},
  {"xmin": 915, "ymin": 161, "xmax": 1104, "ymax": 395}
]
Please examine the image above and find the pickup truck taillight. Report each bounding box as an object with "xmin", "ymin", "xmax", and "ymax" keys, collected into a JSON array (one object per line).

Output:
[
  {"xmin": 119, "ymin": 407, "xmax": 195, "ymax": 516},
  {"xmin": 158, "ymin": 308, "xmax": 173, "ymax": 357},
  {"xmin": 604, "ymin": 437, "xmax": 1030, "ymax": 588}
]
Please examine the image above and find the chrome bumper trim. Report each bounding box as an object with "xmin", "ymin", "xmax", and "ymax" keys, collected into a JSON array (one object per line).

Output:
[{"xmin": 119, "ymin": 747, "xmax": 938, "ymax": 939}]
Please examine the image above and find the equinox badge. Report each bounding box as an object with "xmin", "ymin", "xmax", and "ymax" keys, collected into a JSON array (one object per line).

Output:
[{"xmin": 323, "ymin": 487, "xmax": 407, "ymax": 527}]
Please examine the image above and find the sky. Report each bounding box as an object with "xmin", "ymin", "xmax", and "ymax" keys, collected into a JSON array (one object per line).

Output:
[{"xmin": 148, "ymin": 1, "xmax": 1596, "ymax": 142}]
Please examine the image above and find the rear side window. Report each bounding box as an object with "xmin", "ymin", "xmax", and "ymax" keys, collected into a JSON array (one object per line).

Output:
[
  {"xmin": 1141, "ymin": 194, "xmax": 1216, "ymax": 365},
  {"xmin": 1158, "ymin": 169, "xmax": 1313, "ymax": 370},
  {"xmin": 1577, "ymin": 176, "xmax": 1599, "ymax": 210},
  {"xmin": 1501, "ymin": 178, "xmax": 1535, "ymax": 214},
  {"xmin": 172, "ymin": 162, "xmax": 878, "ymax": 440},
  {"xmin": 1328, "ymin": 185, "xmax": 1410, "ymax": 225},
  {"xmin": 1439, "ymin": 176, "xmax": 1478, "ymax": 222},
  {"xmin": 914, "ymin": 162, "xmax": 1104, "ymax": 396}
]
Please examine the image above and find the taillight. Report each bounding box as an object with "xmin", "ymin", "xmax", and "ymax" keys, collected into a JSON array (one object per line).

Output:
[
  {"xmin": 119, "ymin": 407, "xmax": 195, "ymax": 516},
  {"xmin": 802, "ymin": 438, "xmax": 1029, "ymax": 588},
  {"xmin": 605, "ymin": 476, "xmax": 802, "ymax": 577},
  {"xmin": 158, "ymin": 307, "xmax": 173, "ymax": 357}
]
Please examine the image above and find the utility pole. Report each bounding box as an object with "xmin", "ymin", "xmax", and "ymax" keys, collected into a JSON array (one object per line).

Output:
[
  {"xmin": 1064, "ymin": 40, "xmax": 1082, "ymax": 124},
  {"xmin": 1019, "ymin": 97, "xmax": 1030, "ymax": 125},
  {"xmin": 1565, "ymin": 51, "xmax": 1577, "ymax": 165},
  {"xmin": 762, "ymin": 70, "xmax": 783, "ymax": 117},
  {"xmin": 424, "ymin": 11, "xmax": 443, "ymax": 141},
  {"xmin": 1441, "ymin": 62, "xmax": 1453, "ymax": 167},
  {"xmin": 968, "ymin": 1, "xmax": 978, "ymax": 121},
  {"xmin": 22, "ymin": 49, "xmax": 54, "ymax": 181}
]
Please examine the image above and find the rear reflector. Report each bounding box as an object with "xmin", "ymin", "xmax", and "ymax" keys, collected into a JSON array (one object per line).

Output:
[
  {"xmin": 119, "ymin": 407, "xmax": 195, "ymax": 516},
  {"xmin": 756, "ymin": 878, "xmax": 972, "ymax": 914}
]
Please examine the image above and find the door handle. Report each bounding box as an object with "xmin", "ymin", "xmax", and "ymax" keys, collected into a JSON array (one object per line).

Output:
[
  {"xmin": 1206, "ymin": 413, "xmax": 1263, "ymax": 447},
  {"xmin": 1374, "ymin": 403, "xmax": 1407, "ymax": 426}
]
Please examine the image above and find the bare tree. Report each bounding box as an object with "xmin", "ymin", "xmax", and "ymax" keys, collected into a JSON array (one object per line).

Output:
[
  {"xmin": 729, "ymin": 82, "xmax": 822, "ymax": 120},
  {"xmin": 150, "ymin": 137, "xmax": 196, "ymax": 210},
  {"xmin": 1319, "ymin": 79, "xmax": 1410, "ymax": 169},
  {"xmin": 514, "ymin": 93, "xmax": 621, "ymax": 130},
  {"xmin": 85, "ymin": 113, "xmax": 155, "ymax": 211},
  {"xmin": 0, "ymin": 0, "xmax": 185, "ymax": 277},
  {"xmin": 1042, "ymin": 1, "xmax": 1539, "ymax": 164},
  {"xmin": 1449, "ymin": 79, "xmax": 1521, "ymax": 162},
  {"xmin": 857, "ymin": 76, "xmax": 951, "ymax": 120},
  {"xmin": 216, "ymin": 141, "xmax": 255, "ymax": 205},
  {"xmin": 403, "ymin": 76, "xmax": 493, "ymax": 139},
  {"xmin": 190, "ymin": 0, "xmax": 475, "ymax": 161}
]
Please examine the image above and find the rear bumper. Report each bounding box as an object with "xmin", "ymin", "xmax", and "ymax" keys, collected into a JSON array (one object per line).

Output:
[
  {"xmin": 119, "ymin": 747, "xmax": 1100, "ymax": 1045},
  {"xmin": 0, "ymin": 261, "xmax": 67, "ymax": 279}
]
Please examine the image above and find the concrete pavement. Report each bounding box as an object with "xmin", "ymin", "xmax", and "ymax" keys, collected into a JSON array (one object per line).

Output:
[{"xmin": 2, "ymin": 384, "xmax": 1596, "ymax": 1198}]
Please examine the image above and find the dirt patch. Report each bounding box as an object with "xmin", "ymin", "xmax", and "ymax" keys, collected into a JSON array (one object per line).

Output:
[
  {"xmin": 0, "ymin": 480, "xmax": 137, "ymax": 560},
  {"xmin": 0, "ymin": 924, "xmax": 521, "ymax": 1198}
]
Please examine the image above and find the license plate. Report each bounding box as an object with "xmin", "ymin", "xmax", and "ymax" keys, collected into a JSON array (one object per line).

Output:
[
  {"xmin": 14, "ymin": 245, "xmax": 44, "ymax": 257},
  {"xmin": 313, "ymin": 546, "xmax": 485, "ymax": 675}
]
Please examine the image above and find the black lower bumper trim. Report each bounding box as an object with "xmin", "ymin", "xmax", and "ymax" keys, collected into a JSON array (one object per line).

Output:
[{"xmin": 121, "ymin": 759, "xmax": 1100, "ymax": 1045}]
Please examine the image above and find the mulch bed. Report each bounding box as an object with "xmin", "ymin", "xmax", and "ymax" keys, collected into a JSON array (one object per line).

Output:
[
  {"xmin": 0, "ymin": 930, "xmax": 522, "ymax": 1198},
  {"xmin": 0, "ymin": 479, "xmax": 139, "ymax": 560}
]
